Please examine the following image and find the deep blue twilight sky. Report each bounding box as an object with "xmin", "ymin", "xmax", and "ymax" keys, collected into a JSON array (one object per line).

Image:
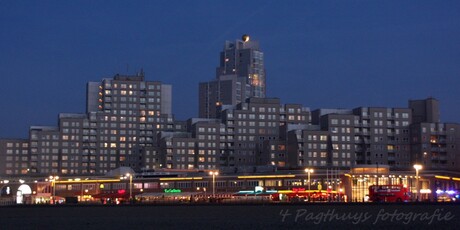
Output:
[{"xmin": 1, "ymin": 0, "xmax": 459, "ymax": 138}]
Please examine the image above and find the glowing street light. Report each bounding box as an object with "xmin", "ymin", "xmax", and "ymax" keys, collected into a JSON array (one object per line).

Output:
[
  {"xmin": 209, "ymin": 171, "xmax": 219, "ymax": 198},
  {"xmin": 126, "ymin": 173, "xmax": 133, "ymax": 203},
  {"xmin": 120, "ymin": 173, "xmax": 133, "ymax": 203},
  {"xmin": 305, "ymin": 168, "xmax": 314, "ymax": 202},
  {"xmin": 49, "ymin": 175, "xmax": 59, "ymax": 204},
  {"xmin": 413, "ymin": 164, "xmax": 423, "ymax": 202}
]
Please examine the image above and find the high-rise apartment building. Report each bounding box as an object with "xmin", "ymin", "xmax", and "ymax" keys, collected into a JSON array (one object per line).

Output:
[
  {"xmin": 219, "ymin": 98, "xmax": 280, "ymax": 167},
  {"xmin": 287, "ymin": 106, "xmax": 413, "ymax": 169},
  {"xmin": 158, "ymin": 118, "xmax": 222, "ymax": 170},
  {"xmin": 262, "ymin": 104, "xmax": 311, "ymax": 167},
  {"xmin": 1, "ymin": 35, "xmax": 459, "ymax": 177},
  {"xmin": 352, "ymin": 107, "xmax": 412, "ymax": 168},
  {"xmin": 86, "ymin": 72, "xmax": 173, "ymax": 172},
  {"xmin": 29, "ymin": 126, "xmax": 62, "ymax": 174},
  {"xmin": 0, "ymin": 72, "xmax": 174, "ymax": 176},
  {"xmin": 0, "ymin": 139, "xmax": 29, "ymax": 175},
  {"xmin": 408, "ymin": 98, "xmax": 460, "ymax": 170},
  {"xmin": 199, "ymin": 35, "xmax": 266, "ymax": 118},
  {"xmin": 411, "ymin": 122, "xmax": 460, "ymax": 170}
]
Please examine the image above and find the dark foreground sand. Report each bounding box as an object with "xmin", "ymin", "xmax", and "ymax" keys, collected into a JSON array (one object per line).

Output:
[{"xmin": 0, "ymin": 203, "xmax": 459, "ymax": 230}]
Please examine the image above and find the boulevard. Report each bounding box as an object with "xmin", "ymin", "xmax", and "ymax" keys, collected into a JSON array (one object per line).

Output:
[{"xmin": 0, "ymin": 203, "xmax": 459, "ymax": 230}]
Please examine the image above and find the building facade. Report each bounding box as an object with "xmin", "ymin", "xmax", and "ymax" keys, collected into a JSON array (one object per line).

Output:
[
  {"xmin": 0, "ymin": 139, "xmax": 29, "ymax": 175},
  {"xmin": 199, "ymin": 35, "xmax": 266, "ymax": 118},
  {"xmin": 0, "ymin": 36, "xmax": 459, "ymax": 177}
]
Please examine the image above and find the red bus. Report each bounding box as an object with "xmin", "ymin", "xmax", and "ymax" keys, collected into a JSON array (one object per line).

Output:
[{"xmin": 368, "ymin": 185, "xmax": 410, "ymax": 202}]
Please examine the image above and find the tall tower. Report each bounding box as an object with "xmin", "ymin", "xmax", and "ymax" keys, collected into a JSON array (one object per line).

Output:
[
  {"xmin": 199, "ymin": 35, "xmax": 266, "ymax": 118},
  {"xmin": 216, "ymin": 34, "xmax": 266, "ymax": 98}
]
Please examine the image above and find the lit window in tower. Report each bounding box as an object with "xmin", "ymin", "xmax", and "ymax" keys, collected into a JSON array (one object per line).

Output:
[{"xmin": 251, "ymin": 74, "xmax": 260, "ymax": 86}]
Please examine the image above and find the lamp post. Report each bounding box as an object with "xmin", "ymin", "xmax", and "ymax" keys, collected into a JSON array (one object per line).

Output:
[
  {"xmin": 305, "ymin": 168, "xmax": 314, "ymax": 202},
  {"xmin": 413, "ymin": 164, "xmax": 422, "ymax": 202},
  {"xmin": 49, "ymin": 175, "xmax": 59, "ymax": 204},
  {"xmin": 209, "ymin": 171, "xmax": 219, "ymax": 198},
  {"xmin": 120, "ymin": 173, "xmax": 133, "ymax": 203},
  {"xmin": 126, "ymin": 173, "xmax": 133, "ymax": 203}
]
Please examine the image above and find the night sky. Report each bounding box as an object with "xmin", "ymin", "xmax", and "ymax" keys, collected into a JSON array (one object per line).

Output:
[{"xmin": 1, "ymin": 0, "xmax": 459, "ymax": 138}]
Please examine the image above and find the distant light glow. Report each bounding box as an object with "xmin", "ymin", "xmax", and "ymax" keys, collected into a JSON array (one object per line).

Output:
[
  {"xmin": 435, "ymin": 175, "xmax": 451, "ymax": 180},
  {"xmin": 420, "ymin": 189, "xmax": 431, "ymax": 194},
  {"xmin": 242, "ymin": 34, "xmax": 250, "ymax": 42}
]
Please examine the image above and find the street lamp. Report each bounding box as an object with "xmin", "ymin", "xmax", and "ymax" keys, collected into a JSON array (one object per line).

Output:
[
  {"xmin": 209, "ymin": 171, "xmax": 219, "ymax": 198},
  {"xmin": 305, "ymin": 168, "xmax": 314, "ymax": 202},
  {"xmin": 126, "ymin": 173, "xmax": 133, "ymax": 203},
  {"xmin": 49, "ymin": 175, "xmax": 59, "ymax": 204},
  {"xmin": 120, "ymin": 173, "xmax": 133, "ymax": 203},
  {"xmin": 413, "ymin": 164, "xmax": 422, "ymax": 202}
]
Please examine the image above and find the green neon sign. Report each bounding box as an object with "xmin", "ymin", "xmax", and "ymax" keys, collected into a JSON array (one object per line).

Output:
[{"xmin": 164, "ymin": 189, "xmax": 182, "ymax": 193}]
